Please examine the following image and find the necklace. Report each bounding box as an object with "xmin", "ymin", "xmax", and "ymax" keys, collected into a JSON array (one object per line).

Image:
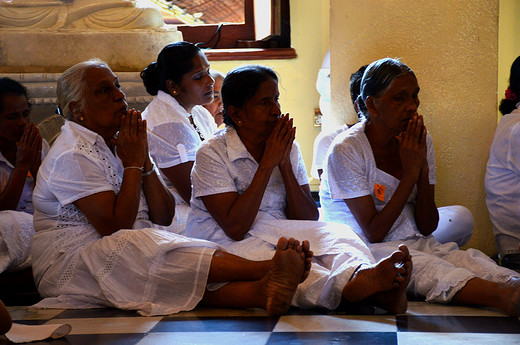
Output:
[{"xmin": 188, "ymin": 114, "xmax": 205, "ymax": 141}]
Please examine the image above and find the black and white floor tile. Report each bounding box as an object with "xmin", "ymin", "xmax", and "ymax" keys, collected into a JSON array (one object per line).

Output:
[{"xmin": 5, "ymin": 301, "xmax": 520, "ymax": 344}]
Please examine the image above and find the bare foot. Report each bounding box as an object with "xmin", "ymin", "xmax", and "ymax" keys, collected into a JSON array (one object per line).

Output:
[
  {"xmin": 342, "ymin": 246, "xmax": 407, "ymax": 303},
  {"xmin": 264, "ymin": 237, "xmax": 305, "ymax": 315},
  {"xmin": 372, "ymin": 245, "xmax": 412, "ymax": 314},
  {"xmin": 300, "ymin": 240, "xmax": 313, "ymax": 283},
  {"xmin": 506, "ymin": 278, "xmax": 520, "ymax": 317}
]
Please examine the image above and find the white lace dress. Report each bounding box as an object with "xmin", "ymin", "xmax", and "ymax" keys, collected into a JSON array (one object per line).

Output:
[
  {"xmin": 32, "ymin": 121, "xmax": 221, "ymax": 316},
  {"xmin": 142, "ymin": 91, "xmax": 217, "ymax": 235},
  {"xmin": 187, "ymin": 127, "xmax": 378, "ymax": 310},
  {"xmin": 0, "ymin": 141, "xmax": 48, "ymax": 273},
  {"xmin": 320, "ymin": 120, "xmax": 519, "ymax": 303}
]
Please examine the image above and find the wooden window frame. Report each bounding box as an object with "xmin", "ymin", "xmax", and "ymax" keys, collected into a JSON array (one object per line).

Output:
[{"xmin": 174, "ymin": 0, "xmax": 295, "ymax": 60}]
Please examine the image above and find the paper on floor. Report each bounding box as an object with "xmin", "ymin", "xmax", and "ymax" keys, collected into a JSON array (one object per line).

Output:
[{"xmin": 4, "ymin": 322, "xmax": 71, "ymax": 343}]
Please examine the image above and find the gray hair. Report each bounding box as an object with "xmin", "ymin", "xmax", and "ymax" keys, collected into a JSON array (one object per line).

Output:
[
  {"xmin": 57, "ymin": 59, "xmax": 110, "ymax": 121},
  {"xmin": 358, "ymin": 58, "xmax": 415, "ymax": 115}
]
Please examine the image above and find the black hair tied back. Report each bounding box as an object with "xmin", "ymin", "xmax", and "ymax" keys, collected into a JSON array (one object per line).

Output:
[{"xmin": 140, "ymin": 61, "xmax": 160, "ymax": 96}]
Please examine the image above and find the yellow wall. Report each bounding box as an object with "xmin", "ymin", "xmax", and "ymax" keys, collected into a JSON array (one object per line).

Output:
[
  {"xmin": 211, "ymin": 0, "xmax": 330, "ymax": 190},
  {"xmin": 499, "ymin": 0, "xmax": 520, "ymax": 119},
  {"xmin": 331, "ymin": 0, "xmax": 499, "ymax": 255}
]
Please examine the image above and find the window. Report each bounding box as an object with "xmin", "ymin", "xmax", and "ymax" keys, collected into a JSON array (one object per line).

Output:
[{"xmin": 142, "ymin": 0, "xmax": 295, "ymax": 60}]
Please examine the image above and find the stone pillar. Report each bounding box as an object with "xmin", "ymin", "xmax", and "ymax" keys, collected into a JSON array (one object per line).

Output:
[
  {"xmin": 330, "ymin": 0, "xmax": 499, "ymax": 255},
  {"xmin": 0, "ymin": 0, "xmax": 182, "ymax": 138}
]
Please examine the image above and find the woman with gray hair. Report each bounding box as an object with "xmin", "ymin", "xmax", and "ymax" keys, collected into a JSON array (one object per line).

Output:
[
  {"xmin": 187, "ymin": 64, "xmax": 413, "ymax": 314},
  {"xmin": 320, "ymin": 57, "xmax": 520, "ymax": 316},
  {"xmin": 30, "ymin": 59, "xmax": 311, "ymax": 316}
]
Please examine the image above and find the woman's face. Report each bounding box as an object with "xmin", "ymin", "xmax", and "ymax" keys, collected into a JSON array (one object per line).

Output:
[
  {"xmin": 0, "ymin": 93, "xmax": 30, "ymax": 145},
  {"xmin": 369, "ymin": 73, "xmax": 420, "ymax": 135},
  {"xmin": 80, "ymin": 66, "xmax": 127, "ymax": 138},
  {"xmin": 203, "ymin": 76, "xmax": 224, "ymax": 126},
  {"xmin": 236, "ymin": 77, "xmax": 281, "ymax": 139},
  {"xmin": 173, "ymin": 52, "xmax": 214, "ymax": 112}
]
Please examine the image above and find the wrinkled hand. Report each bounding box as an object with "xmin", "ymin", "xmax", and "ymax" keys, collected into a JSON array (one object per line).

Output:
[
  {"xmin": 278, "ymin": 114, "xmax": 296, "ymax": 170},
  {"xmin": 15, "ymin": 122, "xmax": 42, "ymax": 174},
  {"xmin": 111, "ymin": 109, "xmax": 147, "ymax": 168},
  {"xmin": 395, "ymin": 114, "xmax": 426, "ymax": 181},
  {"xmin": 261, "ymin": 114, "xmax": 295, "ymax": 170}
]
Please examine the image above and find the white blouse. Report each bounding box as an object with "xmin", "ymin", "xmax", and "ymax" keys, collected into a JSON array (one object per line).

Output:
[
  {"xmin": 142, "ymin": 90, "xmax": 217, "ymax": 202},
  {"xmin": 320, "ymin": 120, "xmax": 436, "ymax": 242},
  {"xmin": 32, "ymin": 121, "xmax": 152, "ymax": 283},
  {"xmin": 187, "ymin": 127, "xmax": 309, "ymax": 245},
  {"xmin": 485, "ymin": 107, "xmax": 520, "ymax": 256}
]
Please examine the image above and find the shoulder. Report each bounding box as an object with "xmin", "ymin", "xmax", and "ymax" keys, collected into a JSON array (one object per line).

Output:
[
  {"xmin": 197, "ymin": 130, "xmax": 227, "ymax": 156},
  {"xmin": 332, "ymin": 122, "xmax": 366, "ymax": 150},
  {"xmin": 143, "ymin": 92, "xmax": 186, "ymax": 126}
]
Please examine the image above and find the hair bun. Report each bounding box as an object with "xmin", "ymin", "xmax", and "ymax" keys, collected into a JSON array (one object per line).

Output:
[{"xmin": 140, "ymin": 61, "xmax": 160, "ymax": 96}]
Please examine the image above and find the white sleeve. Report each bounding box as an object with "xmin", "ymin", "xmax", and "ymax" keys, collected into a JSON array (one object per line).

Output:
[
  {"xmin": 292, "ymin": 142, "xmax": 310, "ymax": 186},
  {"xmin": 326, "ymin": 138, "xmax": 371, "ymax": 200},
  {"xmin": 147, "ymin": 121, "xmax": 201, "ymax": 168},
  {"xmin": 426, "ymin": 132, "xmax": 436, "ymax": 185},
  {"xmin": 506, "ymin": 123, "xmax": 520, "ymax": 175},
  {"xmin": 191, "ymin": 145, "xmax": 237, "ymax": 199},
  {"xmin": 46, "ymin": 151, "xmax": 116, "ymax": 205}
]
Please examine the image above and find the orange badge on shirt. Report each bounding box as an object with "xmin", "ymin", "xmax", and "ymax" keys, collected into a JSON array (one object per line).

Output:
[{"xmin": 374, "ymin": 183, "xmax": 385, "ymax": 202}]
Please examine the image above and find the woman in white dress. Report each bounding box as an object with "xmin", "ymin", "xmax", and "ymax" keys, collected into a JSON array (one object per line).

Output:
[
  {"xmin": 31, "ymin": 59, "xmax": 310, "ymax": 316},
  {"xmin": 320, "ymin": 57, "xmax": 520, "ymax": 316},
  {"xmin": 485, "ymin": 55, "xmax": 520, "ymax": 269},
  {"xmin": 140, "ymin": 42, "xmax": 218, "ymax": 234},
  {"xmin": 187, "ymin": 65, "xmax": 413, "ymax": 314},
  {"xmin": 0, "ymin": 77, "xmax": 47, "ymax": 273}
]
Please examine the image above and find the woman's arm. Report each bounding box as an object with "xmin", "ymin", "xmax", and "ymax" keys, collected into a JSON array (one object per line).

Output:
[
  {"xmin": 344, "ymin": 174, "xmax": 417, "ymax": 243},
  {"xmin": 159, "ymin": 162, "xmax": 193, "ymax": 204},
  {"xmin": 200, "ymin": 117, "xmax": 292, "ymax": 240},
  {"xmin": 0, "ymin": 123, "xmax": 42, "ymax": 211},
  {"xmin": 201, "ymin": 163, "xmax": 276, "ymax": 241},
  {"xmin": 141, "ymin": 127, "xmax": 175, "ymax": 226},
  {"xmin": 278, "ymin": 120, "xmax": 318, "ymax": 220},
  {"xmin": 345, "ymin": 115, "xmax": 432, "ymax": 243},
  {"xmin": 74, "ymin": 111, "xmax": 151, "ymax": 236}
]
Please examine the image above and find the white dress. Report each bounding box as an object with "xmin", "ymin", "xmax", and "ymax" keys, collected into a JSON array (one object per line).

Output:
[
  {"xmin": 187, "ymin": 127, "xmax": 378, "ymax": 310},
  {"xmin": 485, "ymin": 107, "xmax": 520, "ymax": 258},
  {"xmin": 318, "ymin": 121, "xmax": 473, "ymax": 246},
  {"xmin": 32, "ymin": 120, "xmax": 221, "ymax": 316},
  {"xmin": 142, "ymin": 90, "xmax": 217, "ymax": 234},
  {"xmin": 320, "ymin": 120, "xmax": 518, "ymax": 303},
  {"xmin": 0, "ymin": 141, "xmax": 48, "ymax": 272}
]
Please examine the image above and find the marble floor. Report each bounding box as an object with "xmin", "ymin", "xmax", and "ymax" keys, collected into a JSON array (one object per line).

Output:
[{"xmin": 4, "ymin": 301, "xmax": 520, "ymax": 344}]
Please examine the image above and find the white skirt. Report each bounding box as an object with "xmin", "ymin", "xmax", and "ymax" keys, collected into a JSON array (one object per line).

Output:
[
  {"xmin": 35, "ymin": 228, "xmax": 221, "ymax": 316},
  {"xmin": 0, "ymin": 210, "xmax": 34, "ymax": 272},
  {"xmin": 224, "ymin": 215, "xmax": 376, "ymax": 310},
  {"xmin": 369, "ymin": 236, "xmax": 520, "ymax": 303}
]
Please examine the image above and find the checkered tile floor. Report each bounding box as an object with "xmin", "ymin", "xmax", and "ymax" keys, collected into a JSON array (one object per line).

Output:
[{"xmin": 5, "ymin": 302, "xmax": 520, "ymax": 344}]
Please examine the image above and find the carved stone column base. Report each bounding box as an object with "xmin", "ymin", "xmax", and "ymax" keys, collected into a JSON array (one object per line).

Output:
[{"xmin": 0, "ymin": 28, "xmax": 182, "ymax": 73}]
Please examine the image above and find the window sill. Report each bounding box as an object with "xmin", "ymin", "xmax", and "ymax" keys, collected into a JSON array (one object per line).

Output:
[{"xmin": 203, "ymin": 48, "xmax": 297, "ymax": 61}]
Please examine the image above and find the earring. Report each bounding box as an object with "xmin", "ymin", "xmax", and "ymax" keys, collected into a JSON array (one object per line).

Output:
[
  {"xmin": 172, "ymin": 90, "xmax": 178, "ymax": 96},
  {"xmin": 237, "ymin": 120, "xmax": 243, "ymax": 126},
  {"xmin": 79, "ymin": 116, "xmax": 84, "ymax": 121}
]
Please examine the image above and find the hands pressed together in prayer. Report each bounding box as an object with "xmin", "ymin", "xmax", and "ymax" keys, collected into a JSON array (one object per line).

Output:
[
  {"xmin": 263, "ymin": 113, "xmax": 296, "ymax": 171},
  {"xmin": 110, "ymin": 109, "xmax": 150, "ymax": 171},
  {"xmin": 395, "ymin": 114, "xmax": 428, "ymax": 183},
  {"xmin": 16, "ymin": 122, "xmax": 42, "ymax": 178}
]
